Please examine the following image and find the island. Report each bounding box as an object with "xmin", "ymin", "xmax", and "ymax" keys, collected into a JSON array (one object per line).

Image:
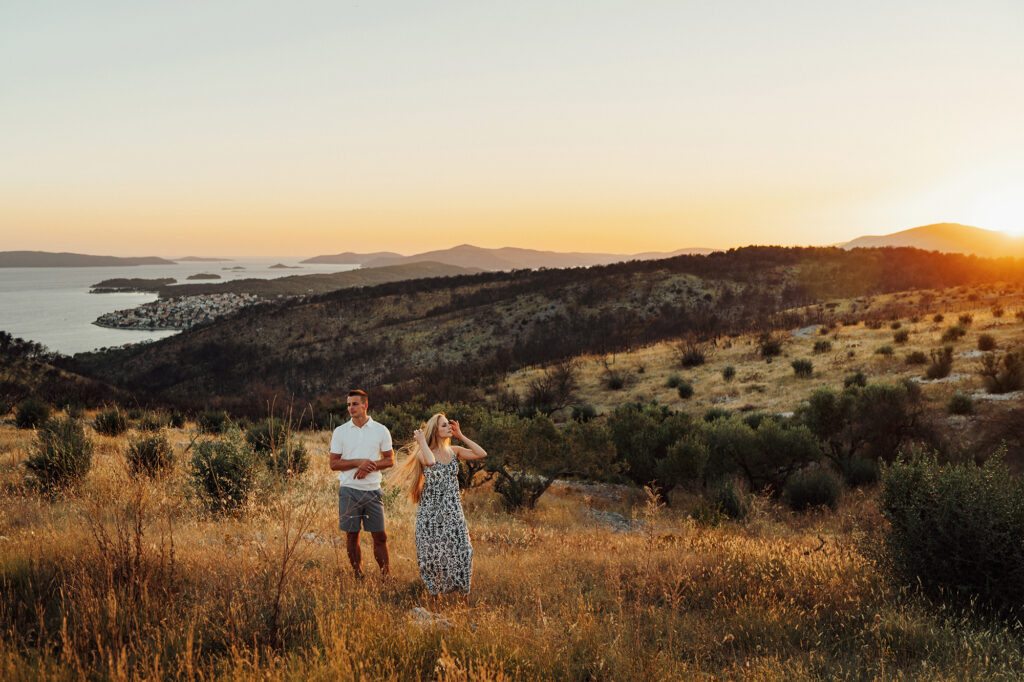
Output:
[
  {"xmin": 93, "ymin": 293, "xmax": 260, "ymax": 330},
  {"xmin": 186, "ymin": 273, "xmax": 221, "ymax": 280},
  {"xmin": 0, "ymin": 251, "xmax": 176, "ymax": 267},
  {"xmin": 269, "ymin": 263, "xmax": 301, "ymax": 269},
  {"xmin": 90, "ymin": 278, "xmax": 176, "ymax": 293}
]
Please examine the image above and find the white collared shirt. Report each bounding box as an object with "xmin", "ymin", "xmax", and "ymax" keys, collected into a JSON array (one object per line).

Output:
[{"xmin": 330, "ymin": 416, "xmax": 393, "ymax": 491}]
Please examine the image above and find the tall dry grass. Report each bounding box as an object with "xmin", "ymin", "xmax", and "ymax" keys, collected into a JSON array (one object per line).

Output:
[{"xmin": 3, "ymin": 419, "xmax": 1024, "ymax": 680}]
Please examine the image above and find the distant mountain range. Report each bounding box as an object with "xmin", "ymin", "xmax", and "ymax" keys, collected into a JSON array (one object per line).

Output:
[
  {"xmin": 0, "ymin": 251, "xmax": 175, "ymax": 267},
  {"xmin": 301, "ymin": 244, "xmax": 715, "ymax": 271},
  {"xmin": 840, "ymin": 223, "xmax": 1024, "ymax": 259}
]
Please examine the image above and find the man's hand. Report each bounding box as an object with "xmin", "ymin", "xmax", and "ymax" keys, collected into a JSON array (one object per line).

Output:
[{"xmin": 354, "ymin": 459, "xmax": 377, "ymax": 479}]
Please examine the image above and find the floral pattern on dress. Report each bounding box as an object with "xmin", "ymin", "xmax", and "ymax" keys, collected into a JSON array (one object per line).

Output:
[{"xmin": 415, "ymin": 458, "xmax": 473, "ymax": 595}]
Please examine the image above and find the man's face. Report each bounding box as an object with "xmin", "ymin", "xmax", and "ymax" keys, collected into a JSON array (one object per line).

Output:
[{"xmin": 347, "ymin": 396, "xmax": 367, "ymax": 420}]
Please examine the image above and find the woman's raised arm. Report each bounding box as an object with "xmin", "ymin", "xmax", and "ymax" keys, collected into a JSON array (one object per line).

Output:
[
  {"xmin": 450, "ymin": 420, "xmax": 487, "ymax": 461},
  {"xmin": 413, "ymin": 428, "xmax": 437, "ymax": 466}
]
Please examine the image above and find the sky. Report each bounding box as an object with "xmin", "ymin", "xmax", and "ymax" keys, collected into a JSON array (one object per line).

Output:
[{"xmin": 2, "ymin": 0, "xmax": 1023, "ymax": 257}]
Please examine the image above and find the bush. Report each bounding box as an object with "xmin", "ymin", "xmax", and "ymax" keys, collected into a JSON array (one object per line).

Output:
[
  {"xmin": 264, "ymin": 440, "xmax": 309, "ymax": 476},
  {"xmin": 245, "ymin": 417, "xmax": 292, "ymax": 453},
  {"xmin": 93, "ymin": 408, "xmax": 128, "ymax": 436},
  {"xmin": 813, "ymin": 340, "xmax": 832, "ymax": 354},
  {"xmin": 676, "ymin": 381, "xmax": 694, "ymax": 399},
  {"xmin": 890, "ymin": 321, "xmax": 902, "ymax": 330},
  {"xmin": 137, "ymin": 411, "xmax": 169, "ymax": 432},
  {"xmin": 15, "ymin": 397, "xmax": 50, "ymax": 429},
  {"xmin": 721, "ymin": 365, "xmax": 736, "ymax": 381},
  {"xmin": 893, "ymin": 329, "xmax": 909, "ymax": 344},
  {"xmin": 841, "ymin": 457, "xmax": 879, "ymax": 487},
  {"xmin": 874, "ymin": 345, "xmax": 894, "ymax": 357},
  {"xmin": 168, "ymin": 412, "xmax": 185, "ymax": 429},
  {"xmin": 664, "ymin": 373, "xmax": 683, "ymax": 388},
  {"xmin": 784, "ymin": 469, "xmax": 841, "ymax": 512},
  {"xmin": 924, "ymin": 346, "xmax": 954, "ymax": 380},
  {"xmin": 941, "ymin": 325, "xmax": 966, "ymax": 343},
  {"xmin": 710, "ymin": 479, "xmax": 751, "ymax": 520},
  {"xmin": 702, "ymin": 407, "xmax": 731, "ymax": 422},
  {"xmin": 933, "ymin": 313, "xmax": 944, "ymax": 323},
  {"xmin": 843, "ymin": 371, "xmax": 867, "ymax": 388},
  {"xmin": 977, "ymin": 334, "xmax": 997, "ymax": 351},
  {"xmin": 189, "ymin": 430, "xmax": 259, "ymax": 512},
  {"xmin": 992, "ymin": 304, "xmax": 1004, "ymax": 318},
  {"xmin": 905, "ymin": 351, "xmax": 927, "ymax": 365},
  {"xmin": 675, "ymin": 337, "xmax": 707, "ymax": 368},
  {"xmin": 947, "ymin": 392, "xmax": 974, "ymax": 415},
  {"xmin": 978, "ymin": 349, "xmax": 1024, "ymax": 394},
  {"xmin": 571, "ymin": 403, "xmax": 597, "ymax": 422},
  {"xmin": 197, "ymin": 410, "xmax": 229, "ymax": 434},
  {"xmin": 759, "ymin": 335, "xmax": 782, "ymax": 359},
  {"xmin": 879, "ymin": 454, "xmax": 1024, "ymax": 616},
  {"xmin": 25, "ymin": 417, "xmax": 93, "ymax": 491},
  {"xmin": 791, "ymin": 359, "xmax": 813, "ymax": 377},
  {"xmin": 1016, "ymin": 310, "xmax": 1024, "ymax": 322},
  {"xmin": 958, "ymin": 313, "xmax": 974, "ymax": 326},
  {"xmin": 126, "ymin": 433, "xmax": 174, "ymax": 477}
]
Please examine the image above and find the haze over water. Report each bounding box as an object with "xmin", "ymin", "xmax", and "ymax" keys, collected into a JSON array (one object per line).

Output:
[{"xmin": 0, "ymin": 260, "xmax": 356, "ymax": 355}]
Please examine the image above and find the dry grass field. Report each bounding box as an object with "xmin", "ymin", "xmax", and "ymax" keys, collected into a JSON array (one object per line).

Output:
[
  {"xmin": 3, "ymin": 421, "xmax": 1024, "ymax": 679},
  {"xmin": 2, "ymin": 284, "xmax": 1024, "ymax": 679}
]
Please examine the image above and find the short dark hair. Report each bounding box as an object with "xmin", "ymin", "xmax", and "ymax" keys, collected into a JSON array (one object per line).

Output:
[{"xmin": 347, "ymin": 389, "xmax": 368, "ymax": 404}]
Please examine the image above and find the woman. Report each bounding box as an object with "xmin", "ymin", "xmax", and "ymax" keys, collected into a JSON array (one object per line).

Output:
[{"xmin": 392, "ymin": 413, "xmax": 487, "ymax": 598}]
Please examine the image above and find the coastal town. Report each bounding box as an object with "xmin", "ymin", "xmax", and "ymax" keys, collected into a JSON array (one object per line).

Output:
[{"xmin": 93, "ymin": 293, "xmax": 261, "ymax": 331}]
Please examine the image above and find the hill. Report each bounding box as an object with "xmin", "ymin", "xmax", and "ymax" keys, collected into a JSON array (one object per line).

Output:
[
  {"xmin": 157, "ymin": 261, "xmax": 482, "ymax": 298},
  {"xmin": 842, "ymin": 223, "xmax": 1024, "ymax": 258},
  {"xmin": 0, "ymin": 251, "xmax": 175, "ymax": 267},
  {"xmin": 70, "ymin": 246, "xmax": 1024, "ymax": 412},
  {"xmin": 302, "ymin": 244, "xmax": 716, "ymax": 271}
]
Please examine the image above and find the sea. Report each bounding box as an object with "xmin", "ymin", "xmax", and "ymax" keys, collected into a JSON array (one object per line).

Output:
[{"xmin": 0, "ymin": 259, "xmax": 357, "ymax": 356}]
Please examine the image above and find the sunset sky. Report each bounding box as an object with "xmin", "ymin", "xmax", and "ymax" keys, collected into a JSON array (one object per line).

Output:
[{"xmin": 2, "ymin": 1, "xmax": 1023, "ymax": 257}]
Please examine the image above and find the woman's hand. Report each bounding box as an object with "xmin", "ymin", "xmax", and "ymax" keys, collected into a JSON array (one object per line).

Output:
[{"xmin": 450, "ymin": 420, "xmax": 464, "ymax": 440}]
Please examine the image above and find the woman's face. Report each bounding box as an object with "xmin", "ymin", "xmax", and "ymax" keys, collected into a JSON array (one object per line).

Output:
[{"xmin": 436, "ymin": 416, "xmax": 454, "ymax": 439}]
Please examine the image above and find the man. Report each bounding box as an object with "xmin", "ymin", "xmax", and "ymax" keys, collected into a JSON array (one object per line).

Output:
[{"xmin": 329, "ymin": 389, "xmax": 394, "ymax": 578}]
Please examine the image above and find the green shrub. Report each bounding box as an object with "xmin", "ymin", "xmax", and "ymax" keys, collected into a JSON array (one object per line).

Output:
[
  {"xmin": 197, "ymin": 410, "xmax": 229, "ymax": 434},
  {"xmin": 958, "ymin": 313, "xmax": 974, "ymax": 326},
  {"xmin": 25, "ymin": 417, "xmax": 93, "ymax": 491},
  {"xmin": 264, "ymin": 440, "xmax": 309, "ymax": 476},
  {"xmin": 977, "ymin": 334, "xmax": 997, "ymax": 352},
  {"xmin": 933, "ymin": 313, "xmax": 944, "ymax": 323},
  {"xmin": 721, "ymin": 365, "xmax": 736, "ymax": 381},
  {"xmin": 941, "ymin": 325, "xmax": 966, "ymax": 343},
  {"xmin": 791, "ymin": 359, "xmax": 813, "ymax": 377},
  {"xmin": 604, "ymin": 372, "xmax": 625, "ymax": 391},
  {"xmin": 947, "ymin": 391, "xmax": 974, "ymax": 415},
  {"xmin": 843, "ymin": 371, "xmax": 866, "ymax": 388},
  {"xmin": 137, "ymin": 411, "xmax": 168, "ymax": 432},
  {"xmin": 841, "ymin": 457, "xmax": 879, "ymax": 487},
  {"xmin": 15, "ymin": 397, "xmax": 50, "ymax": 429},
  {"xmin": 784, "ymin": 469, "xmax": 841, "ymax": 512},
  {"xmin": 245, "ymin": 417, "xmax": 291, "ymax": 453},
  {"xmin": 710, "ymin": 479, "xmax": 751, "ymax": 519},
  {"xmin": 168, "ymin": 412, "xmax": 185, "ymax": 429},
  {"xmin": 890, "ymin": 321, "xmax": 902, "ymax": 330},
  {"xmin": 924, "ymin": 346, "xmax": 954, "ymax": 380},
  {"xmin": 702, "ymin": 407, "xmax": 731, "ymax": 422},
  {"xmin": 189, "ymin": 430, "xmax": 259, "ymax": 512},
  {"xmin": 905, "ymin": 351, "xmax": 927, "ymax": 365},
  {"xmin": 874, "ymin": 345, "xmax": 894, "ymax": 357},
  {"xmin": 879, "ymin": 453, "xmax": 1024, "ymax": 616},
  {"xmin": 978, "ymin": 349, "xmax": 1024, "ymax": 394},
  {"xmin": 676, "ymin": 381, "xmax": 694, "ymax": 399},
  {"xmin": 991, "ymin": 304, "xmax": 1004, "ymax": 318},
  {"xmin": 893, "ymin": 329, "xmax": 909, "ymax": 344},
  {"xmin": 126, "ymin": 433, "xmax": 174, "ymax": 477},
  {"xmin": 759, "ymin": 335, "xmax": 782, "ymax": 359},
  {"xmin": 62, "ymin": 402, "xmax": 84, "ymax": 420},
  {"xmin": 812, "ymin": 340, "xmax": 831, "ymax": 354},
  {"xmin": 571, "ymin": 403, "xmax": 597, "ymax": 422},
  {"xmin": 93, "ymin": 408, "xmax": 128, "ymax": 436},
  {"xmin": 664, "ymin": 373, "xmax": 683, "ymax": 388}
]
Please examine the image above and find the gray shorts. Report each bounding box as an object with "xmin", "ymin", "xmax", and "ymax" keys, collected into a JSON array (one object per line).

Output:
[{"xmin": 338, "ymin": 487, "xmax": 385, "ymax": 533}]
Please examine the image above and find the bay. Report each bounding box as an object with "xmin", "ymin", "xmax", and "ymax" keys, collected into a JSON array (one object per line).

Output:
[{"xmin": 0, "ymin": 259, "xmax": 356, "ymax": 355}]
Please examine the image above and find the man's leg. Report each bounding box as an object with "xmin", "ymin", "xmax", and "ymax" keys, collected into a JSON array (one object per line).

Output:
[
  {"xmin": 371, "ymin": 531, "xmax": 390, "ymax": 576},
  {"xmin": 346, "ymin": 531, "xmax": 363, "ymax": 577}
]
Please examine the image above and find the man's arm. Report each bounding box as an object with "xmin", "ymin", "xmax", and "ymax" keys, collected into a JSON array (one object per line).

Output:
[
  {"xmin": 329, "ymin": 452, "xmax": 373, "ymax": 472},
  {"xmin": 376, "ymin": 449, "xmax": 395, "ymax": 471}
]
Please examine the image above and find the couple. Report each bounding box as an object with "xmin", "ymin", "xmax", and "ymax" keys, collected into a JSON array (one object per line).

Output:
[{"xmin": 328, "ymin": 390, "xmax": 487, "ymax": 598}]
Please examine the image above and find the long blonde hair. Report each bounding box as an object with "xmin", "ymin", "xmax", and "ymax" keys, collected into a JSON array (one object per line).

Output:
[{"xmin": 390, "ymin": 413, "xmax": 450, "ymax": 503}]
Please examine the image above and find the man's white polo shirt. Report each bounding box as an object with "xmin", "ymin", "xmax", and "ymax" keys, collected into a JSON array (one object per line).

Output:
[{"xmin": 330, "ymin": 416, "xmax": 393, "ymax": 491}]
